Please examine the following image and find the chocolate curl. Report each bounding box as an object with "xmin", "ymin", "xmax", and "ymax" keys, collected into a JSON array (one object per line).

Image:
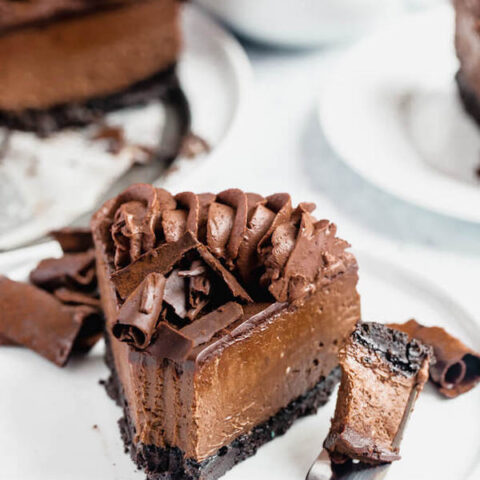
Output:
[
  {"xmin": 216, "ymin": 189, "xmax": 248, "ymax": 261},
  {"xmin": 182, "ymin": 302, "xmax": 243, "ymax": 346},
  {"xmin": 50, "ymin": 227, "xmax": 93, "ymax": 253},
  {"xmin": 0, "ymin": 276, "xmax": 103, "ymax": 367},
  {"xmin": 111, "ymin": 231, "xmax": 199, "ymax": 299},
  {"xmin": 29, "ymin": 249, "xmax": 96, "ymax": 291},
  {"xmin": 389, "ymin": 320, "xmax": 480, "ymax": 398},
  {"xmin": 113, "ymin": 273, "xmax": 165, "ymax": 349}
]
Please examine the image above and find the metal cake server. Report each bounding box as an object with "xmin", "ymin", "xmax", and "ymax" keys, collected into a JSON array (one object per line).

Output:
[{"xmin": 306, "ymin": 449, "xmax": 390, "ymax": 480}]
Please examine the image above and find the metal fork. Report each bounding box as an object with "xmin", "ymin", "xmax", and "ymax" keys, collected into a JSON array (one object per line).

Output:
[{"xmin": 306, "ymin": 449, "xmax": 390, "ymax": 480}]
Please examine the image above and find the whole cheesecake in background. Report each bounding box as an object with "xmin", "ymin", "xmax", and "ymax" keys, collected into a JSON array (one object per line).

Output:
[
  {"xmin": 0, "ymin": 0, "xmax": 183, "ymax": 134},
  {"xmin": 91, "ymin": 184, "xmax": 361, "ymax": 480},
  {"xmin": 455, "ymin": 0, "xmax": 480, "ymax": 124}
]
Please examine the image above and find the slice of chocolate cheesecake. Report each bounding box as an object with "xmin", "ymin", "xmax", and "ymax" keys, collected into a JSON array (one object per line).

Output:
[
  {"xmin": 0, "ymin": 0, "xmax": 185, "ymax": 135},
  {"xmin": 91, "ymin": 184, "xmax": 361, "ymax": 480},
  {"xmin": 324, "ymin": 322, "xmax": 432, "ymax": 465}
]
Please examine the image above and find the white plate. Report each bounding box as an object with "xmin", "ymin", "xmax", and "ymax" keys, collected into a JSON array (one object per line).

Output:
[
  {"xmin": 0, "ymin": 5, "xmax": 252, "ymax": 251},
  {"xmin": 0, "ymin": 245, "xmax": 479, "ymax": 480},
  {"xmin": 318, "ymin": 6, "xmax": 480, "ymax": 224}
]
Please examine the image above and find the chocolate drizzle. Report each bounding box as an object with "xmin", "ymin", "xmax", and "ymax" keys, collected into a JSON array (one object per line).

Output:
[{"xmin": 91, "ymin": 184, "xmax": 356, "ymax": 356}]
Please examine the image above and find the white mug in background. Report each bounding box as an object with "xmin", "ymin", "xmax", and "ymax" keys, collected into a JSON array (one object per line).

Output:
[{"xmin": 194, "ymin": 0, "xmax": 443, "ymax": 47}]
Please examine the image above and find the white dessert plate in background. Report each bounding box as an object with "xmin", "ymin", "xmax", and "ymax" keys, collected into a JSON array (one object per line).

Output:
[
  {"xmin": 0, "ymin": 244, "xmax": 479, "ymax": 480},
  {"xmin": 318, "ymin": 5, "xmax": 480, "ymax": 224},
  {"xmin": 0, "ymin": 5, "xmax": 252, "ymax": 251}
]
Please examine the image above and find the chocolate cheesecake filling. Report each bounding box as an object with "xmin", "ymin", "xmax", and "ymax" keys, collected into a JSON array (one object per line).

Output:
[
  {"xmin": 92, "ymin": 185, "xmax": 361, "ymax": 477},
  {"xmin": 0, "ymin": 0, "xmax": 181, "ymax": 112},
  {"xmin": 324, "ymin": 323, "xmax": 432, "ymax": 465}
]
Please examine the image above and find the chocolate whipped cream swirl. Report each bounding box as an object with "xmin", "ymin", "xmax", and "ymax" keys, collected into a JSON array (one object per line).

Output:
[{"xmin": 94, "ymin": 184, "xmax": 356, "ymax": 353}]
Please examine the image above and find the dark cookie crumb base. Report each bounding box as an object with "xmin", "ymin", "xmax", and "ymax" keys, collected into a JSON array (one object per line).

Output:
[
  {"xmin": 0, "ymin": 66, "xmax": 189, "ymax": 136},
  {"xmin": 104, "ymin": 335, "xmax": 340, "ymax": 480},
  {"xmin": 456, "ymin": 70, "xmax": 480, "ymax": 127},
  {"xmin": 352, "ymin": 322, "xmax": 431, "ymax": 377}
]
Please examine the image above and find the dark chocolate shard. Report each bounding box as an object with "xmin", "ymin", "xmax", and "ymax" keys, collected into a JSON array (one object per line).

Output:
[
  {"xmin": 389, "ymin": 319, "xmax": 480, "ymax": 398},
  {"xmin": 146, "ymin": 322, "xmax": 194, "ymax": 362},
  {"xmin": 53, "ymin": 287, "xmax": 101, "ymax": 308},
  {"xmin": 50, "ymin": 227, "xmax": 93, "ymax": 253},
  {"xmin": 182, "ymin": 302, "xmax": 243, "ymax": 347},
  {"xmin": 197, "ymin": 245, "xmax": 252, "ymax": 303},
  {"xmin": 113, "ymin": 273, "xmax": 166, "ymax": 350},
  {"xmin": 111, "ymin": 232, "xmax": 199, "ymax": 299},
  {"xmin": 29, "ymin": 249, "xmax": 96, "ymax": 291},
  {"xmin": 163, "ymin": 270, "xmax": 188, "ymax": 319},
  {"xmin": 0, "ymin": 276, "xmax": 103, "ymax": 366}
]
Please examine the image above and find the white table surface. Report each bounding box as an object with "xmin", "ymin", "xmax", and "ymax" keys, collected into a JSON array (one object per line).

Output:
[{"xmin": 171, "ymin": 11, "xmax": 480, "ymax": 330}]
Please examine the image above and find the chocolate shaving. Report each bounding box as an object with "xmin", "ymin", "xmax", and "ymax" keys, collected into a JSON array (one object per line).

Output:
[
  {"xmin": 111, "ymin": 232, "xmax": 198, "ymax": 299},
  {"xmin": 113, "ymin": 273, "xmax": 165, "ymax": 349},
  {"xmin": 50, "ymin": 227, "xmax": 93, "ymax": 253},
  {"xmin": 197, "ymin": 245, "xmax": 252, "ymax": 303},
  {"xmin": 53, "ymin": 288, "xmax": 101, "ymax": 308},
  {"xmin": 389, "ymin": 320, "xmax": 480, "ymax": 398},
  {"xmin": 29, "ymin": 249, "xmax": 96, "ymax": 291},
  {"xmin": 182, "ymin": 302, "xmax": 243, "ymax": 347},
  {"xmin": 146, "ymin": 322, "xmax": 194, "ymax": 362},
  {"xmin": 0, "ymin": 276, "xmax": 103, "ymax": 366}
]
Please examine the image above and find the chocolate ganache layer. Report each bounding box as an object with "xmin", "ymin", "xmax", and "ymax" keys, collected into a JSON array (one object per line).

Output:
[
  {"xmin": 0, "ymin": 0, "xmax": 181, "ymax": 117},
  {"xmin": 92, "ymin": 184, "xmax": 361, "ymax": 476}
]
